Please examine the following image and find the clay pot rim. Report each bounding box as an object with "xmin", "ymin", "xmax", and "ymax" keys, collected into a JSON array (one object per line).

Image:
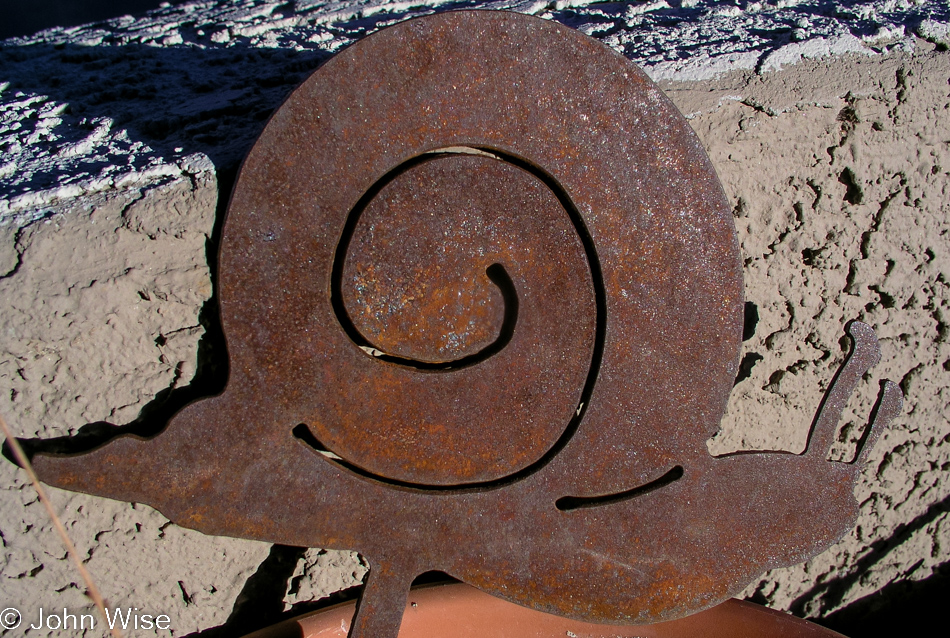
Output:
[{"xmin": 245, "ymin": 582, "xmax": 847, "ymax": 638}]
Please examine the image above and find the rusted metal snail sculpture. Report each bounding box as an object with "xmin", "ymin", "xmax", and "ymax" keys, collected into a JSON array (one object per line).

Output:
[{"xmin": 23, "ymin": 11, "xmax": 902, "ymax": 638}]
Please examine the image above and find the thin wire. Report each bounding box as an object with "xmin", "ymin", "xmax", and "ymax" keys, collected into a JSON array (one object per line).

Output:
[{"xmin": 0, "ymin": 413, "xmax": 123, "ymax": 638}]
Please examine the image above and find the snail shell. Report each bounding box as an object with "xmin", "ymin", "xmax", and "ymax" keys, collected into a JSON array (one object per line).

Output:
[{"xmin": 221, "ymin": 11, "xmax": 742, "ymax": 490}]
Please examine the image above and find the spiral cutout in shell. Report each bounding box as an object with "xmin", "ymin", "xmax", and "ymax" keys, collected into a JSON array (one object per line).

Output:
[{"xmin": 27, "ymin": 11, "xmax": 902, "ymax": 638}]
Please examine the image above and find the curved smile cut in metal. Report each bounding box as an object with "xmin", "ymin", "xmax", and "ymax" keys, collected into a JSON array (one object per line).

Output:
[{"xmin": 24, "ymin": 11, "xmax": 902, "ymax": 638}]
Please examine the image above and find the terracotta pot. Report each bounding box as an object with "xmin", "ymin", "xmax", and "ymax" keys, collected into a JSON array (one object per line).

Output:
[{"xmin": 245, "ymin": 583, "xmax": 846, "ymax": 638}]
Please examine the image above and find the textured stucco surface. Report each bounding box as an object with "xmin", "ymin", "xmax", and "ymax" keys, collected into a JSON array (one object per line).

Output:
[{"xmin": 0, "ymin": 1, "xmax": 948, "ymax": 636}]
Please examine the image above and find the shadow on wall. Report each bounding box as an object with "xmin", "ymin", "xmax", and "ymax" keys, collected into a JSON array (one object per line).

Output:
[
  {"xmin": 0, "ymin": 0, "xmax": 465, "ymax": 200},
  {"xmin": 0, "ymin": 40, "xmax": 332, "ymax": 179},
  {"xmin": 818, "ymin": 558, "xmax": 950, "ymax": 637},
  {"xmin": 0, "ymin": 0, "xmax": 192, "ymax": 40},
  {"xmin": 808, "ymin": 491, "xmax": 950, "ymax": 637}
]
